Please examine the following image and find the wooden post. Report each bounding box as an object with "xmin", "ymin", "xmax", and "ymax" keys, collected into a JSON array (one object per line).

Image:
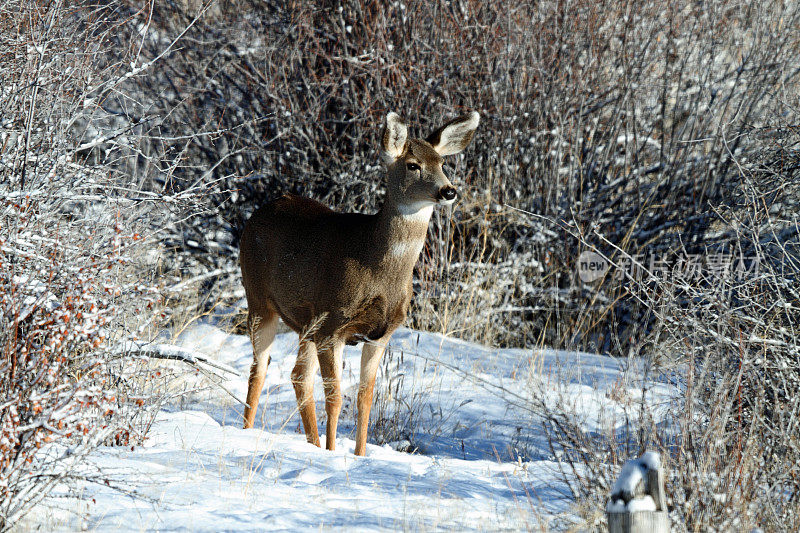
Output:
[{"xmin": 606, "ymin": 451, "xmax": 670, "ymax": 533}]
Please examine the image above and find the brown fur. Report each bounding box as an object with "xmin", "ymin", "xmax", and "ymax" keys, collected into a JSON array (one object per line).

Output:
[{"xmin": 240, "ymin": 193, "xmax": 422, "ymax": 343}]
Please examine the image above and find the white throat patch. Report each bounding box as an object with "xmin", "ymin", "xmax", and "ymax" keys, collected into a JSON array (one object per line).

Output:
[
  {"xmin": 389, "ymin": 238, "xmax": 427, "ymax": 258},
  {"xmin": 397, "ymin": 203, "xmax": 434, "ymax": 223}
]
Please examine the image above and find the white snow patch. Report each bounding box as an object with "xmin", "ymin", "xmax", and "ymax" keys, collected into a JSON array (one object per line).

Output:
[
  {"xmin": 627, "ymin": 496, "xmax": 657, "ymax": 512},
  {"xmin": 607, "ymin": 452, "xmax": 663, "ymax": 514},
  {"xmin": 607, "ymin": 495, "xmax": 657, "ymax": 513},
  {"xmin": 29, "ymin": 320, "xmax": 670, "ymax": 531},
  {"xmin": 639, "ymin": 450, "xmax": 661, "ymax": 471},
  {"xmin": 611, "ymin": 459, "xmax": 645, "ymax": 497}
]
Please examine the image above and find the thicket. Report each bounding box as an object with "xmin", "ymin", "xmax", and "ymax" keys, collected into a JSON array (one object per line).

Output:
[
  {"xmin": 98, "ymin": 0, "xmax": 798, "ymax": 350},
  {"xmin": 0, "ymin": 1, "xmax": 203, "ymax": 528},
  {"xmin": 2, "ymin": 0, "xmax": 798, "ymax": 530}
]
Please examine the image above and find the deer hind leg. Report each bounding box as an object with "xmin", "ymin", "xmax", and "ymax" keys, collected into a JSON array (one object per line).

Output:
[
  {"xmin": 318, "ymin": 339, "xmax": 345, "ymax": 451},
  {"xmin": 243, "ymin": 310, "xmax": 279, "ymax": 429},
  {"xmin": 291, "ymin": 339, "xmax": 321, "ymax": 447},
  {"xmin": 354, "ymin": 332, "xmax": 394, "ymax": 456}
]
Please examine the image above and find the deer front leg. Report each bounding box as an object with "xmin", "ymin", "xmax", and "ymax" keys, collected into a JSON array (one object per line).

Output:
[
  {"xmin": 354, "ymin": 333, "xmax": 393, "ymax": 456},
  {"xmin": 318, "ymin": 339, "xmax": 344, "ymax": 451},
  {"xmin": 291, "ymin": 340, "xmax": 321, "ymax": 447}
]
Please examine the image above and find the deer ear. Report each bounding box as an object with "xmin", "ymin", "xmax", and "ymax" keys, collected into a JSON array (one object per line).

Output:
[
  {"xmin": 426, "ymin": 111, "xmax": 480, "ymax": 156},
  {"xmin": 381, "ymin": 112, "xmax": 408, "ymax": 162}
]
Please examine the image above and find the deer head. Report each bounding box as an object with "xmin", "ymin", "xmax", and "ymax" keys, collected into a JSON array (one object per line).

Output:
[{"xmin": 381, "ymin": 111, "xmax": 480, "ymax": 216}]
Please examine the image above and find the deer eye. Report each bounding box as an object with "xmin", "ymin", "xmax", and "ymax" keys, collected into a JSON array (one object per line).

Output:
[{"xmin": 406, "ymin": 162, "xmax": 421, "ymax": 172}]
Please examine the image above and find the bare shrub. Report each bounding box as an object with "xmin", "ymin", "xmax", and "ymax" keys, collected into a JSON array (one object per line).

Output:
[
  {"xmin": 0, "ymin": 178, "xmax": 161, "ymax": 526},
  {"xmin": 531, "ymin": 125, "xmax": 800, "ymax": 530},
  {"xmin": 84, "ymin": 0, "xmax": 799, "ymax": 353},
  {"xmin": 0, "ymin": 1, "xmax": 206, "ymax": 528}
]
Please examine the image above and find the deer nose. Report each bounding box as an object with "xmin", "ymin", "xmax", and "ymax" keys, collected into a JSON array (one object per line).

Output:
[{"xmin": 438, "ymin": 186, "xmax": 457, "ymax": 202}]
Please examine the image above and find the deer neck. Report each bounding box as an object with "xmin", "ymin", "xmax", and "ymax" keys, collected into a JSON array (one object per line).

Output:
[{"xmin": 375, "ymin": 200, "xmax": 434, "ymax": 268}]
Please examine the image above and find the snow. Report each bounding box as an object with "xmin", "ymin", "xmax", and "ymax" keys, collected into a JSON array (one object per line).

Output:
[
  {"xmin": 607, "ymin": 452, "xmax": 663, "ymax": 514},
  {"xmin": 611, "ymin": 460, "xmax": 644, "ymax": 498},
  {"xmin": 639, "ymin": 451, "xmax": 661, "ymax": 471},
  {"xmin": 606, "ymin": 498, "xmax": 627, "ymax": 513},
  {"xmin": 29, "ymin": 317, "xmax": 667, "ymax": 531},
  {"xmin": 607, "ymin": 495, "xmax": 657, "ymax": 514},
  {"xmin": 627, "ymin": 496, "xmax": 657, "ymax": 512}
]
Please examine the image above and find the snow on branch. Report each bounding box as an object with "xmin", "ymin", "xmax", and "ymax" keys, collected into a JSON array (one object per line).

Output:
[
  {"xmin": 115, "ymin": 342, "xmax": 244, "ymax": 407},
  {"xmin": 116, "ymin": 342, "xmax": 239, "ymax": 377}
]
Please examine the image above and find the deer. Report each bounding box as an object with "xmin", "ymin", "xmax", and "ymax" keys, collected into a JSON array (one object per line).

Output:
[{"xmin": 239, "ymin": 110, "xmax": 480, "ymax": 456}]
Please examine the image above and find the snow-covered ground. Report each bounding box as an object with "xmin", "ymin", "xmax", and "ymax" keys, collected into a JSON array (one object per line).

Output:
[{"xmin": 31, "ymin": 317, "xmax": 657, "ymax": 531}]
